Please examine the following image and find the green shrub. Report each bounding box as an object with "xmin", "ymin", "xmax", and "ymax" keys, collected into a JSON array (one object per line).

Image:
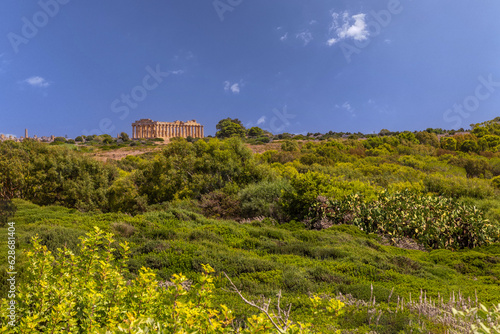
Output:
[
  {"xmin": 238, "ymin": 179, "xmax": 291, "ymax": 220},
  {"xmin": 307, "ymin": 190, "xmax": 499, "ymax": 250},
  {"xmin": 424, "ymin": 174, "xmax": 494, "ymax": 199},
  {"xmin": 281, "ymin": 140, "xmax": 300, "ymax": 152}
]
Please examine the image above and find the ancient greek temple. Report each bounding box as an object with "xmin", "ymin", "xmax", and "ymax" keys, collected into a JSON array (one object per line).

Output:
[{"xmin": 132, "ymin": 119, "xmax": 204, "ymax": 140}]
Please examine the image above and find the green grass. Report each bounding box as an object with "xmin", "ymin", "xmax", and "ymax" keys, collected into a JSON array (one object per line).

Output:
[{"xmin": 2, "ymin": 199, "xmax": 500, "ymax": 332}]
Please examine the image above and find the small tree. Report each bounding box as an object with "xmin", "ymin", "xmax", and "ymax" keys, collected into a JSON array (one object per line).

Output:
[
  {"xmin": 216, "ymin": 119, "xmax": 246, "ymax": 138},
  {"xmin": 441, "ymin": 137, "xmax": 457, "ymax": 151},
  {"xmin": 0, "ymin": 199, "xmax": 16, "ymax": 227},
  {"xmin": 119, "ymin": 132, "xmax": 130, "ymax": 142},
  {"xmin": 247, "ymin": 127, "xmax": 264, "ymax": 138}
]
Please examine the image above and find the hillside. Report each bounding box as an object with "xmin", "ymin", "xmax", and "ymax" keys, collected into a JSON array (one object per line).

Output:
[{"xmin": 1, "ymin": 118, "xmax": 500, "ymax": 332}]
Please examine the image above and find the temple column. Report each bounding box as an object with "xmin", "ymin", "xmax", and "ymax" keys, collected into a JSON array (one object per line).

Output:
[
  {"xmin": 201, "ymin": 126, "xmax": 204, "ymax": 138},
  {"xmin": 197, "ymin": 126, "xmax": 200, "ymax": 138}
]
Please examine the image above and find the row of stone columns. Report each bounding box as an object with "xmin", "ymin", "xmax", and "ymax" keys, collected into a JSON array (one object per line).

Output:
[{"xmin": 132, "ymin": 124, "xmax": 204, "ymax": 139}]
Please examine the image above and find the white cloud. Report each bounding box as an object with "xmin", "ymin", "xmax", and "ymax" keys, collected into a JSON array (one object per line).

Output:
[
  {"xmin": 296, "ymin": 30, "xmax": 313, "ymax": 46},
  {"xmin": 327, "ymin": 11, "xmax": 369, "ymax": 46},
  {"xmin": 342, "ymin": 102, "xmax": 353, "ymax": 112},
  {"xmin": 224, "ymin": 81, "xmax": 241, "ymax": 94},
  {"xmin": 257, "ymin": 116, "xmax": 266, "ymax": 125},
  {"xmin": 309, "ymin": 20, "xmax": 318, "ymax": 25},
  {"xmin": 230, "ymin": 83, "xmax": 240, "ymax": 94},
  {"xmin": 335, "ymin": 101, "xmax": 356, "ymax": 116},
  {"xmin": 24, "ymin": 76, "xmax": 50, "ymax": 88},
  {"xmin": 326, "ymin": 38, "xmax": 337, "ymax": 46},
  {"xmin": 280, "ymin": 32, "xmax": 288, "ymax": 42},
  {"xmin": 170, "ymin": 70, "xmax": 185, "ymax": 75}
]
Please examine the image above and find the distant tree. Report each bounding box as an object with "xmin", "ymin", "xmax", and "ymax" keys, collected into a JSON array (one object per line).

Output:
[
  {"xmin": 281, "ymin": 140, "xmax": 299, "ymax": 152},
  {"xmin": 397, "ymin": 131, "xmax": 419, "ymax": 144},
  {"xmin": 440, "ymin": 137, "xmax": 457, "ymax": 151},
  {"xmin": 460, "ymin": 140, "xmax": 479, "ymax": 153},
  {"xmin": 0, "ymin": 199, "xmax": 17, "ymax": 227},
  {"xmin": 53, "ymin": 137, "xmax": 66, "ymax": 143},
  {"xmin": 277, "ymin": 133, "xmax": 292, "ymax": 140},
  {"xmin": 216, "ymin": 118, "xmax": 244, "ymax": 130},
  {"xmin": 247, "ymin": 127, "xmax": 264, "ymax": 138},
  {"xmin": 215, "ymin": 119, "xmax": 245, "ymax": 138},
  {"xmin": 95, "ymin": 134, "xmax": 114, "ymax": 144},
  {"xmin": 464, "ymin": 158, "xmax": 490, "ymax": 178},
  {"xmin": 472, "ymin": 127, "xmax": 489, "ymax": 138},
  {"xmin": 416, "ymin": 131, "xmax": 439, "ymax": 147},
  {"xmin": 75, "ymin": 136, "xmax": 84, "ymax": 142},
  {"xmin": 119, "ymin": 132, "xmax": 130, "ymax": 142},
  {"xmin": 492, "ymin": 175, "xmax": 500, "ymax": 189},
  {"xmin": 378, "ymin": 129, "xmax": 391, "ymax": 136}
]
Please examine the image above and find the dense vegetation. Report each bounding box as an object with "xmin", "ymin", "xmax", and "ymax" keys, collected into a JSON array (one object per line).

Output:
[{"xmin": 1, "ymin": 117, "xmax": 500, "ymax": 332}]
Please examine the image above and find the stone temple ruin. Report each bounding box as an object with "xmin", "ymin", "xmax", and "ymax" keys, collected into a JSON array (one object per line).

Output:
[{"xmin": 131, "ymin": 119, "xmax": 204, "ymax": 140}]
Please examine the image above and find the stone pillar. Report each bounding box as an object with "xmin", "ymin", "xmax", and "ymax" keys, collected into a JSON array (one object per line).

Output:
[{"xmin": 201, "ymin": 126, "xmax": 204, "ymax": 138}]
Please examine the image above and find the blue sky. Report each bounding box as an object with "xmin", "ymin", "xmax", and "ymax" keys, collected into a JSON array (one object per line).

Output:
[{"xmin": 1, "ymin": 0, "xmax": 500, "ymax": 138}]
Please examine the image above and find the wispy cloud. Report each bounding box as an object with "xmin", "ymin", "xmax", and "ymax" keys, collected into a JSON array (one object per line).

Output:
[
  {"xmin": 327, "ymin": 11, "xmax": 369, "ymax": 46},
  {"xmin": 24, "ymin": 76, "xmax": 50, "ymax": 88},
  {"xmin": 280, "ymin": 32, "xmax": 288, "ymax": 42},
  {"xmin": 257, "ymin": 116, "xmax": 266, "ymax": 125},
  {"xmin": 296, "ymin": 30, "xmax": 313, "ymax": 46},
  {"xmin": 336, "ymin": 101, "xmax": 356, "ymax": 117},
  {"xmin": 224, "ymin": 81, "xmax": 241, "ymax": 94}
]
